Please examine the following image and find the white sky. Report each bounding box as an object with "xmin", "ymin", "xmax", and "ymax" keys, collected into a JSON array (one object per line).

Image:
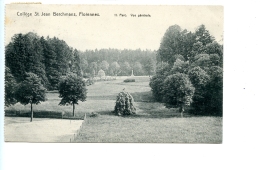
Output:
[{"xmin": 5, "ymin": 5, "xmax": 223, "ymax": 51}]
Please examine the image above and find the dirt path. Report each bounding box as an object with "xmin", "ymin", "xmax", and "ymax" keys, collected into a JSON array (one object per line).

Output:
[{"xmin": 5, "ymin": 117, "xmax": 83, "ymax": 142}]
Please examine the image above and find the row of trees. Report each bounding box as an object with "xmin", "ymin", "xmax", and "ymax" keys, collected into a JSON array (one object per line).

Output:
[
  {"xmin": 5, "ymin": 32, "xmax": 156, "ymax": 90},
  {"xmin": 5, "ymin": 70, "xmax": 87, "ymax": 121},
  {"xmin": 79, "ymin": 49, "xmax": 156, "ymax": 77},
  {"xmin": 85, "ymin": 58, "xmax": 156, "ymax": 78},
  {"xmin": 150, "ymin": 24, "xmax": 223, "ymax": 116},
  {"xmin": 5, "ymin": 32, "xmax": 81, "ymax": 90}
]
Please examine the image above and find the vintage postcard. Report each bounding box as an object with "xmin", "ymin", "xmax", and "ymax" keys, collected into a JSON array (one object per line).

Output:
[{"xmin": 4, "ymin": 4, "xmax": 223, "ymax": 143}]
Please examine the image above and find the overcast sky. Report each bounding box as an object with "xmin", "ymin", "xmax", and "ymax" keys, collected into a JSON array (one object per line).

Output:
[{"xmin": 5, "ymin": 5, "xmax": 223, "ymax": 51}]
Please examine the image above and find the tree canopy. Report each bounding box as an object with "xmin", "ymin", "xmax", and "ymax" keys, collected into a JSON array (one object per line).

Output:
[
  {"xmin": 150, "ymin": 24, "xmax": 223, "ymax": 116},
  {"xmin": 58, "ymin": 73, "xmax": 87, "ymax": 117},
  {"xmin": 163, "ymin": 73, "xmax": 195, "ymax": 117},
  {"xmin": 15, "ymin": 72, "xmax": 47, "ymax": 121}
]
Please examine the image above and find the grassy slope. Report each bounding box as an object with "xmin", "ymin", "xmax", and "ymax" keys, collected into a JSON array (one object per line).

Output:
[
  {"xmin": 5, "ymin": 76, "xmax": 222, "ymax": 143},
  {"xmin": 81, "ymin": 76, "xmax": 222, "ymax": 143},
  {"xmin": 76, "ymin": 116, "xmax": 222, "ymax": 143}
]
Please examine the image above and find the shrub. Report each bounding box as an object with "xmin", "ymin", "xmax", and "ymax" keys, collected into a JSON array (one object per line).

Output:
[
  {"xmin": 124, "ymin": 79, "xmax": 135, "ymax": 82},
  {"xmin": 5, "ymin": 110, "xmax": 63, "ymax": 119},
  {"xmin": 114, "ymin": 91, "xmax": 136, "ymax": 116}
]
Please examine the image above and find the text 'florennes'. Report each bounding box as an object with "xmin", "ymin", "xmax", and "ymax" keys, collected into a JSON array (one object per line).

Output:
[{"xmin": 16, "ymin": 12, "xmax": 100, "ymax": 17}]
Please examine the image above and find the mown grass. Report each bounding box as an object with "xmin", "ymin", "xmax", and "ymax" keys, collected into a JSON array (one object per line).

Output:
[
  {"xmin": 5, "ymin": 76, "xmax": 222, "ymax": 143},
  {"xmin": 75, "ymin": 116, "xmax": 222, "ymax": 143}
]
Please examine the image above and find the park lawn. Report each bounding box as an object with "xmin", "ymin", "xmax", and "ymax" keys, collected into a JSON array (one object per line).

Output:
[
  {"xmin": 75, "ymin": 115, "xmax": 222, "ymax": 143},
  {"xmin": 5, "ymin": 76, "xmax": 153, "ymax": 117},
  {"xmin": 5, "ymin": 76, "xmax": 222, "ymax": 143}
]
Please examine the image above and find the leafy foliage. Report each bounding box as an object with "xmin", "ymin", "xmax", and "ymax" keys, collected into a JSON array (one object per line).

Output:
[
  {"xmin": 5, "ymin": 67, "xmax": 18, "ymax": 106},
  {"xmin": 58, "ymin": 73, "xmax": 87, "ymax": 117},
  {"xmin": 204, "ymin": 66, "xmax": 223, "ymax": 116},
  {"xmin": 150, "ymin": 24, "xmax": 223, "ymax": 116},
  {"xmin": 149, "ymin": 63, "xmax": 171, "ymax": 102},
  {"xmin": 170, "ymin": 59, "xmax": 189, "ymax": 74},
  {"xmin": 163, "ymin": 73, "xmax": 195, "ymax": 116},
  {"xmin": 158, "ymin": 25, "xmax": 197, "ymax": 63},
  {"xmin": 15, "ymin": 72, "xmax": 47, "ymax": 121},
  {"xmin": 16, "ymin": 72, "xmax": 47, "ymax": 105},
  {"xmin": 5, "ymin": 33, "xmax": 77, "ymax": 90},
  {"xmin": 188, "ymin": 67, "xmax": 210, "ymax": 115}
]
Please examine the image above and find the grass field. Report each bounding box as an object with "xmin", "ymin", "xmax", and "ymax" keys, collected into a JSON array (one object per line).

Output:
[{"xmin": 5, "ymin": 76, "xmax": 222, "ymax": 143}]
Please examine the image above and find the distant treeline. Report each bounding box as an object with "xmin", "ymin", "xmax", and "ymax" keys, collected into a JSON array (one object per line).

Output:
[{"xmin": 5, "ymin": 32, "xmax": 156, "ymax": 90}]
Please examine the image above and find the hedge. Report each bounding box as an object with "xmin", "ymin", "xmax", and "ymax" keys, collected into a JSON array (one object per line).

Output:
[
  {"xmin": 124, "ymin": 79, "xmax": 135, "ymax": 82},
  {"xmin": 5, "ymin": 110, "xmax": 63, "ymax": 119}
]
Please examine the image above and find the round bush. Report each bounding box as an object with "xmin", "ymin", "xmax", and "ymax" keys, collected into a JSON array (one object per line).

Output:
[{"xmin": 114, "ymin": 91, "xmax": 136, "ymax": 116}]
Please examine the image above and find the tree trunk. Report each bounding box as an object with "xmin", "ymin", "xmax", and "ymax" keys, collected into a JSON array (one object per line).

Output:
[
  {"xmin": 30, "ymin": 103, "xmax": 33, "ymax": 122},
  {"xmin": 73, "ymin": 103, "xmax": 75, "ymax": 117}
]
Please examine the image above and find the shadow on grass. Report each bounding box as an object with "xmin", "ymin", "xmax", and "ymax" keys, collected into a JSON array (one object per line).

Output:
[
  {"xmin": 87, "ymin": 91, "xmax": 155, "ymax": 102},
  {"xmin": 95, "ymin": 109, "xmax": 181, "ymax": 119},
  {"xmin": 131, "ymin": 91, "xmax": 155, "ymax": 102}
]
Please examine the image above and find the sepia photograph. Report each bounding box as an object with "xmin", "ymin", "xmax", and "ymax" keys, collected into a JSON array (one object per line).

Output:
[{"xmin": 4, "ymin": 4, "xmax": 223, "ymax": 143}]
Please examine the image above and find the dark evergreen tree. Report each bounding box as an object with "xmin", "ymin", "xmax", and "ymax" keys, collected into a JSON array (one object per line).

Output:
[
  {"xmin": 72, "ymin": 49, "xmax": 83, "ymax": 77},
  {"xmin": 40, "ymin": 36, "xmax": 61, "ymax": 90},
  {"xmin": 5, "ymin": 33, "xmax": 28, "ymax": 82}
]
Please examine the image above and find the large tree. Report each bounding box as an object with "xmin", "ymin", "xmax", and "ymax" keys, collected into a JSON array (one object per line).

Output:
[
  {"xmin": 162, "ymin": 73, "xmax": 195, "ymax": 117},
  {"xmin": 158, "ymin": 25, "xmax": 196, "ymax": 64},
  {"xmin": 58, "ymin": 73, "xmax": 87, "ymax": 117},
  {"xmin": 16, "ymin": 72, "xmax": 47, "ymax": 122}
]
